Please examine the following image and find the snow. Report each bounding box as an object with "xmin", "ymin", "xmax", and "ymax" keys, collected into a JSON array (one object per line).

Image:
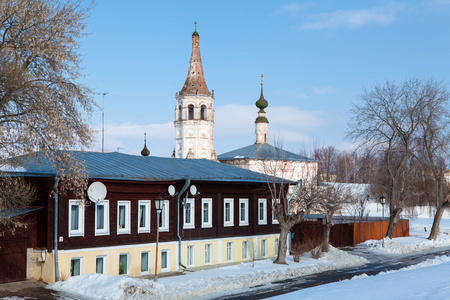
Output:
[{"xmin": 45, "ymin": 204, "xmax": 450, "ymax": 300}]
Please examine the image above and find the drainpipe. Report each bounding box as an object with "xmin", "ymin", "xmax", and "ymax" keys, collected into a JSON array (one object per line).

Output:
[
  {"xmin": 177, "ymin": 176, "xmax": 190, "ymax": 270},
  {"xmin": 53, "ymin": 177, "xmax": 60, "ymax": 282}
]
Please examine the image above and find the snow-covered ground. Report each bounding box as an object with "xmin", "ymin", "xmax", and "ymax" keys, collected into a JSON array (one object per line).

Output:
[{"xmin": 43, "ymin": 203, "xmax": 450, "ymax": 300}]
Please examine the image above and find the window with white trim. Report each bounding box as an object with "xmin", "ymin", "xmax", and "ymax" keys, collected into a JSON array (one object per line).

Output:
[
  {"xmin": 184, "ymin": 198, "xmax": 195, "ymax": 229},
  {"xmin": 95, "ymin": 200, "xmax": 109, "ymax": 236},
  {"xmin": 138, "ymin": 200, "xmax": 151, "ymax": 233},
  {"xmin": 117, "ymin": 201, "xmax": 131, "ymax": 234},
  {"xmin": 161, "ymin": 249, "xmax": 170, "ymax": 273},
  {"xmin": 226, "ymin": 242, "xmax": 234, "ymax": 262},
  {"xmin": 272, "ymin": 199, "xmax": 279, "ymax": 224},
  {"xmin": 258, "ymin": 199, "xmax": 267, "ymax": 225},
  {"xmin": 239, "ymin": 198, "xmax": 248, "ymax": 226},
  {"xmin": 205, "ymin": 243, "xmax": 212, "ymax": 264},
  {"xmin": 242, "ymin": 241, "xmax": 249, "ymax": 260},
  {"xmin": 187, "ymin": 245, "xmax": 195, "ymax": 267},
  {"xmin": 224, "ymin": 198, "xmax": 234, "ymax": 227},
  {"xmin": 141, "ymin": 251, "xmax": 151, "ymax": 274},
  {"xmin": 158, "ymin": 200, "xmax": 169, "ymax": 232},
  {"xmin": 96, "ymin": 255, "xmax": 107, "ymax": 274},
  {"xmin": 201, "ymin": 198, "xmax": 212, "ymax": 228},
  {"xmin": 119, "ymin": 253, "xmax": 129, "ymax": 275},
  {"xmin": 261, "ymin": 239, "xmax": 268, "ymax": 258},
  {"xmin": 69, "ymin": 200, "xmax": 84, "ymax": 237},
  {"xmin": 70, "ymin": 257, "xmax": 83, "ymax": 276}
]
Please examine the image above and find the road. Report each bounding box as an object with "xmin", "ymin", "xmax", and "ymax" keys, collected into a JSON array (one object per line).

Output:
[{"xmin": 218, "ymin": 246, "xmax": 450, "ymax": 299}]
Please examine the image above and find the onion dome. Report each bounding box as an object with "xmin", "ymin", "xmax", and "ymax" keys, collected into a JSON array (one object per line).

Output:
[
  {"xmin": 255, "ymin": 74, "xmax": 268, "ymax": 113},
  {"xmin": 141, "ymin": 133, "xmax": 150, "ymax": 156}
]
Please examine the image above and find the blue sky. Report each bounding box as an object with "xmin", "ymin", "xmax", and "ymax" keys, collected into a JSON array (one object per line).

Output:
[{"xmin": 81, "ymin": 0, "xmax": 450, "ymax": 157}]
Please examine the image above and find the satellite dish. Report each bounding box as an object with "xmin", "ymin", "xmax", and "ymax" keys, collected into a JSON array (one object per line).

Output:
[
  {"xmin": 87, "ymin": 181, "xmax": 107, "ymax": 203},
  {"xmin": 189, "ymin": 185, "xmax": 197, "ymax": 196},
  {"xmin": 168, "ymin": 185, "xmax": 176, "ymax": 196}
]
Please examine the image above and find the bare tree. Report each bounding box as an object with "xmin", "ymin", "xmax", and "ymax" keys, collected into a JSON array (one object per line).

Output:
[
  {"xmin": 0, "ymin": 176, "xmax": 37, "ymax": 225},
  {"xmin": 0, "ymin": 0, "xmax": 95, "ymax": 202},
  {"xmin": 348, "ymin": 79, "xmax": 427, "ymax": 238}
]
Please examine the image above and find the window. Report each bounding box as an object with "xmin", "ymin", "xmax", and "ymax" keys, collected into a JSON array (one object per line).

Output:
[
  {"xmin": 117, "ymin": 201, "xmax": 130, "ymax": 234},
  {"xmin": 187, "ymin": 245, "xmax": 195, "ymax": 267},
  {"xmin": 70, "ymin": 257, "xmax": 82, "ymax": 276},
  {"xmin": 138, "ymin": 200, "xmax": 151, "ymax": 233},
  {"xmin": 184, "ymin": 198, "xmax": 195, "ymax": 229},
  {"xmin": 119, "ymin": 253, "xmax": 129, "ymax": 275},
  {"xmin": 161, "ymin": 250, "xmax": 170, "ymax": 273},
  {"xmin": 158, "ymin": 200, "xmax": 169, "ymax": 232},
  {"xmin": 242, "ymin": 241, "xmax": 249, "ymax": 260},
  {"xmin": 141, "ymin": 251, "xmax": 151, "ymax": 274},
  {"xmin": 96, "ymin": 256, "xmax": 107, "ymax": 274},
  {"xmin": 261, "ymin": 239, "xmax": 268, "ymax": 258},
  {"xmin": 202, "ymin": 198, "xmax": 212, "ymax": 228},
  {"xmin": 205, "ymin": 244, "xmax": 212, "ymax": 264},
  {"xmin": 188, "ymin": 104, "xmax": 194, "ymax": 120},
  {"xmin": 275, "ymin": 238, "xmax": 279, "ymax": 257},
  {"xmin": 95, "ymin": 200, "xmax": 109, "ymax": 236},
  {"xmin": 200, "ymin": 105, "xmax": 207, "ymax": 120},
  {"xmin": 226, "ymin": 242, "xmax": 234, "ymax": 262},
  {"xmin": 69, "ymin": 200, "xmax": 84, "ymax": 237},
  {"xmin": 239, "ymin": 199, "xmax": 248, "ymax": 226},
  {"xmin": 272, "ymin": 199, "xmax": 279, "ymax": 224},
  {"xmin": 258, "ymin": 199, "xmax": 267, "ymax": 225},
  {"xmin": 224, "ymin": 198, "xmax": 234, "ymax": 227}
]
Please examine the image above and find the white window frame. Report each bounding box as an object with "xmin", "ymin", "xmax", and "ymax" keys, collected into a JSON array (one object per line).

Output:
[
  {"xmin": 205, "ymin": 243, "xmax": 212, "ymax": 265},
  {"xmin": 224, "ymin": 198, "xmax": 234, "ymax": 227},
  {"xmin": 141, "ymin": 251, "xmax": 151, "ymax": 274},
  {"xmin": 201, "ymin": 198, "xmax": 212, "ymax": 228},
  {"xmin": 239, "ymin": 198, "xmax": 249, "ymax": 226},
  {"xmin": 183, "ymin": 198, "xmax": 195, "ymax": 229},
  {"xmin": 272, "ymin": 199, "xmax": 279, "ymax": 224},
  {"xmin": 258, "ymin": 199, "xmax": 267, "ymax": 225},
  {"xmin": 117, "ymin": 201, "xmax": 131, "ymax": 234},
  {"xmin": 70, "ymin": 257, "xmax": 83, "ymax": 276},
  {"xmin": 261, "ymin": 239, "xmax": 268, "ymax": 258},
  {"xmin": 69, "ymin": 200, "xmax": 84, "ymax": 237},
  {"xmin": 187, "ymin": 245, "xmax": 195, "ymax": 267},
  {"xmin": 226, "ymin": 242, "xmax": 234, "ymax": 262},
  {"xmin": 161, "ymin": 249, "xmax": 170, "ymax": 273},
  {"xmin": 119, "ymin": 253, "xmax": 130, "ymax": 275},
  {"xmin": 95, "ymin": 255, "xmax": 107, "ymax": 274},
  {"xmin": 159, "ymin": 200, "xmax": 170, "ymax": 232},
  {"xmin": 138, "ymin": 200, "xmax": 151, "ymax": 233},
  {"xmin": 95, "ymin": 200, "xmax": 109, "ymax": 236},
  {"xmin": 242, "ymin": 241, "xmax": 249, "ymax": 260}
]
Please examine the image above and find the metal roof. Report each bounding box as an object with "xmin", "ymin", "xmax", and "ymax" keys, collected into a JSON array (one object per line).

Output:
[
  {"xmin": 4, "ymin": 151, "xmax": 287, "ymax": 183},
  {"xmin": 217, "ymin": 143, "xmax": 314, "ymax": 162}
]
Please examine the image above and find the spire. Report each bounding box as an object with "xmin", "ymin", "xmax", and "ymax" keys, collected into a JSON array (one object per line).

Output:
[
  {"xmin": 179, "ymin": 21, "xmax": 211, "ymax": 96},
  {"xmin": 141, "ymin": 133, "xmax": 150, "ymax": 156},
  {"xmin": 255, "ymin": 74, "xmax": 269, "ymax": 144},
  {"xmin": 255, "ymin": 74, "xmax": 269, "ymax": 122}
]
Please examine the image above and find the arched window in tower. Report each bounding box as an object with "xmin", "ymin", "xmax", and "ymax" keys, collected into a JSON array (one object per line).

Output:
[
  {"xmin": 201, "ymin": 105, "xmax": 207, "ymax": 120},
  {"xmin": 178, "ymin": 105, "xmax": 182, "ymax": 120},
  {"xmin": 188, "ymin": 104, "xmax": 194, "ymax": 120}
]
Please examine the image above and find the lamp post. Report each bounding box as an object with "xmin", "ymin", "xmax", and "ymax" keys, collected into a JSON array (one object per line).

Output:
[
  {"xmin": 154, "ymin": 197, "xmax": 164, "ymax": 282},
  {"xmin": 380, "ymin": 196, "xmax": 386, "ymax": 247}
]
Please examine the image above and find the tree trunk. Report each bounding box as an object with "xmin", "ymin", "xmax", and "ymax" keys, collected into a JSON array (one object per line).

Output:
[
  {"xmin": 322, "ymin": 222, "xmax": 332, "ymax": 253},
  {"xmin": 386, "ymin": 208, "xmax": 401, "ymax": 238},
  {"xmin": 428, "ymin": 202, "xmax": 450, "ymax": 240},
  {"xmin": 274, "ymin": 223, "xmax": 290, "ymax": 265}
]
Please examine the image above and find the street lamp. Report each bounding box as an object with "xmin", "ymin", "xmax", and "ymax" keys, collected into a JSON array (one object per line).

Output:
[
  {"xmin": 154, "ymin": 197, "xmax": 165, "ymax": 282},
  {"xmin": 380, "ymin": 196, "xmax": 386, "ymax": 248}
]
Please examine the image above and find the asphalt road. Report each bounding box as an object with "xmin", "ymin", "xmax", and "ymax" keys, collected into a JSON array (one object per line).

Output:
[{"xmin": 218, "ymin": 246, "xmax": 450, "ymax": 299}]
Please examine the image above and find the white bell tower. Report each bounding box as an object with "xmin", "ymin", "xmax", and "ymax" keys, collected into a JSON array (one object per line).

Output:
[{"xmin": 174, "ymin": 22, "xmax": 216, "ymax": 160}]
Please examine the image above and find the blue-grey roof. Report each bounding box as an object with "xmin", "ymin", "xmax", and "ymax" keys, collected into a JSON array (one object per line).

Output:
[
  {"xmin": 4, "ymin": 151, "xmax": 287, "ymax": 183},
  {"xmin": 0, "ymin": 207, "xmax": 43, "ymax": 221},
  {"xmin": 218, "ymin": 143, "xmax": 314, "ymax": 162}
]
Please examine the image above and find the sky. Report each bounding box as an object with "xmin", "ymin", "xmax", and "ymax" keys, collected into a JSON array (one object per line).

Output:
[{"xmin": 80, "ymin": 0, "xmax": 450, "ymax": 157}]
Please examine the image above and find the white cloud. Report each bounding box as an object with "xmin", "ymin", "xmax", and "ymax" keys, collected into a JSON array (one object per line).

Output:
[
  {"xmin": 275, "ymin": 3, "xmax": 311, "ymax": 15},
  {"xmin": 299, "ymin": 3, "xmax": 407, "ymax": 30},
  {"xmin": 312, "ymin": 86, "xmax": 338, "ymax": 95},
  {"xmin": 279, "ymin": 89, "xmax": 308, "ymax": 99}
]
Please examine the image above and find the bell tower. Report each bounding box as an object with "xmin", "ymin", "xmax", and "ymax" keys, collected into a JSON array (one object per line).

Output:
[
  {"xmin": 255, "ymin": 74, "xmax": 269, "ymax": 144},
  {"xmin": 174, "ymin": 22, "xmax": 216, "ymax": 160}
]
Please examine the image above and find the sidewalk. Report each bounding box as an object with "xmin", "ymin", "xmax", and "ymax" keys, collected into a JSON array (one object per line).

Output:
[{"xmin": 0, "ymin": 279, "xmax": 55, "ymax": 299}]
